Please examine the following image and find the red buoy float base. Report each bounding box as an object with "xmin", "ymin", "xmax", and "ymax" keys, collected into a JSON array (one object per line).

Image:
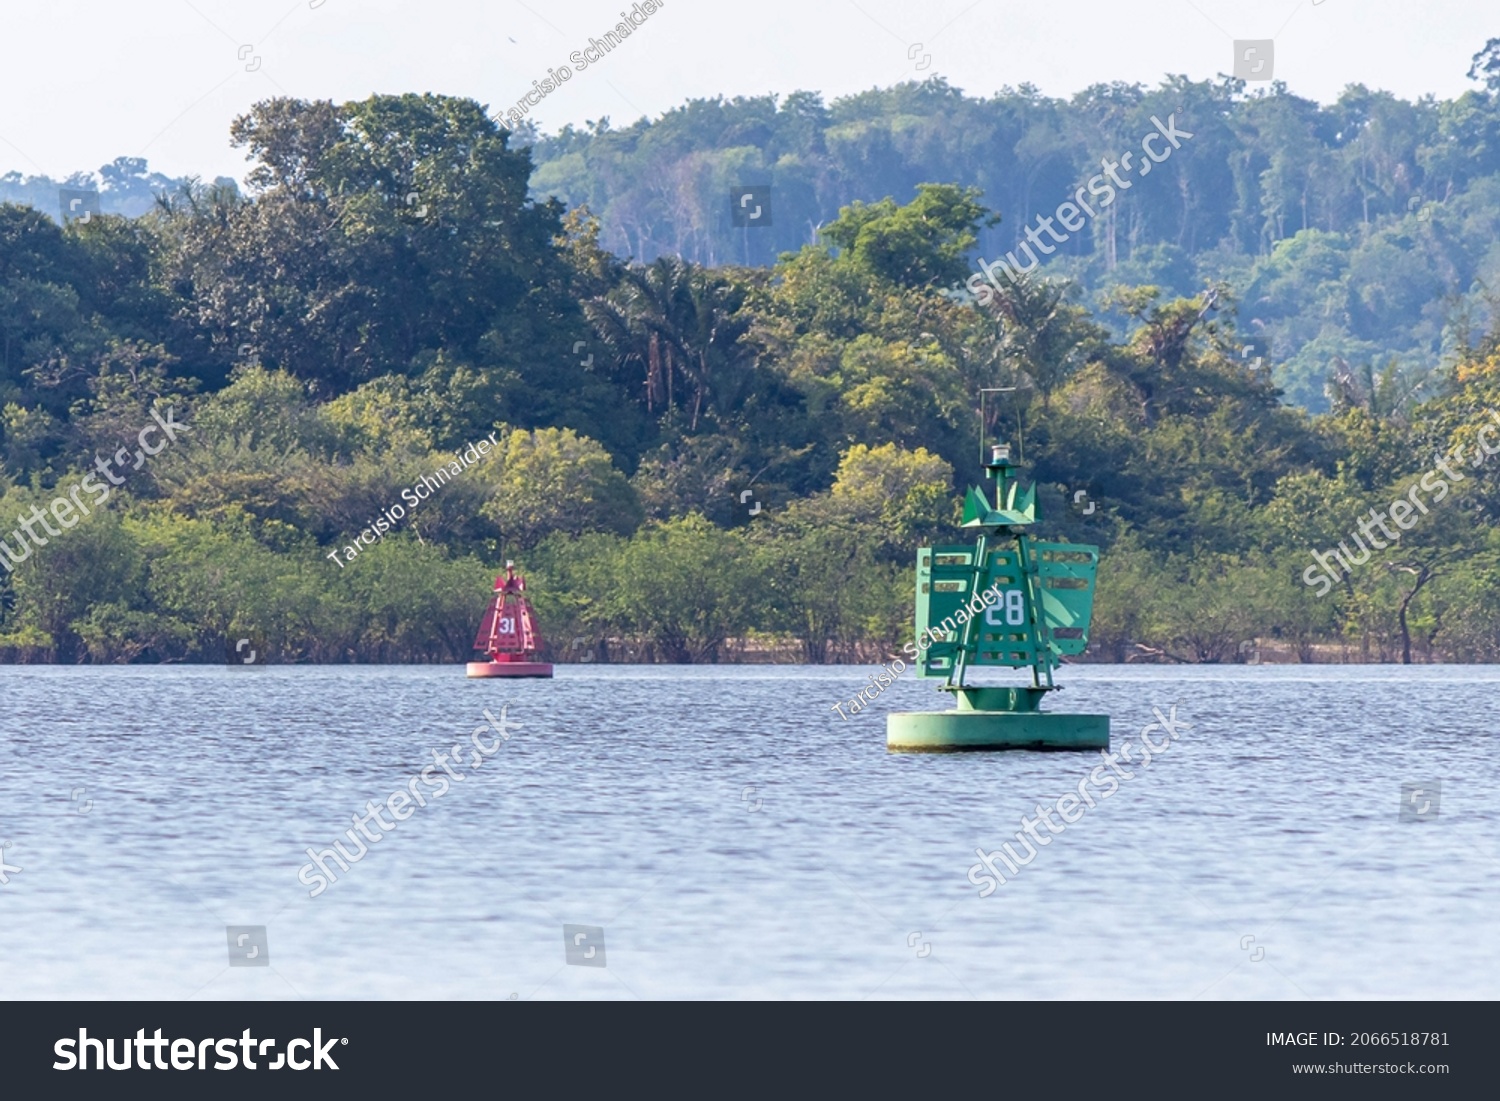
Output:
[{"xmin": 467, "ymin": 661, "xmax": 553, "ymax": 678}]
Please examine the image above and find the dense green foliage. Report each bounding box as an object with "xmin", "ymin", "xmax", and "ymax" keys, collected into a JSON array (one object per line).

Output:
[
  {"xmin": 1, "ymin": 84, "xmax": 1499, "ymax": 665},
  {"xmin": 531, "ymin": 52, "xmax": 1500, "ymax": 413}
]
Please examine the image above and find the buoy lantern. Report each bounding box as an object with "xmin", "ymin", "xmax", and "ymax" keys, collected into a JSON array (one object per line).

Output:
[{"xmin": 466, "ymin": 561, "xmax": 554, "ymax": 678}]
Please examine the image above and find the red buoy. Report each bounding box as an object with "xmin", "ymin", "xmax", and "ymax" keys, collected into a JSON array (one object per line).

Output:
[{"xmin": 466, "ymin": 561, "xmax": 554, "ymax": 678}]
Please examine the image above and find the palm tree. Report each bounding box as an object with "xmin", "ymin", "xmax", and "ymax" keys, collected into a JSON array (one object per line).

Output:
[
  {"xmin": 584, "ymin": 256, "xmax": 754, "ymax": 430},
  {"xmin": 983, "ymin": 270, "xmax": 1101, "ymax": 407}
]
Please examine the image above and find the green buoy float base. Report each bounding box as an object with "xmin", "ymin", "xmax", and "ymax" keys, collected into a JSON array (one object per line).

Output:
[{"xmin": 887, "ymin": 710, "xmax": 1109, "ymax": 752}]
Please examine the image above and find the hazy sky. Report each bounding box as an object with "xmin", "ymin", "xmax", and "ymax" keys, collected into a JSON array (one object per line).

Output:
[{"xmin": 1, "ymin": 0, "xmax": 1494, "ymax": 183}]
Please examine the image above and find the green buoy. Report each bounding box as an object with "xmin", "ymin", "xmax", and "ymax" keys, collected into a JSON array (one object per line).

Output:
[{"xmin": 886, "ymin": 439, "xmax": 1109, "ymax": 752}]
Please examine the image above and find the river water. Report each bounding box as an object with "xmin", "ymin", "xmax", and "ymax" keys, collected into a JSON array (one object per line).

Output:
[{"xmin": 1, "ymin": 664, "xmax": 1496, "ymax": 999}]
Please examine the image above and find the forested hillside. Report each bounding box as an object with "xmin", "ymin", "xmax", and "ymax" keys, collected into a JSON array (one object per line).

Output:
[
  {"xmin": 2, "ymin": 77, "xmax": 1499, "ymax": 666},
  {"xmin": 532, "ymin": 44, "xmax": 1500, "ymax": 411},
  {"xmin": 0, "ymin": 158, "xmax": 227, "ymax": 221}
]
